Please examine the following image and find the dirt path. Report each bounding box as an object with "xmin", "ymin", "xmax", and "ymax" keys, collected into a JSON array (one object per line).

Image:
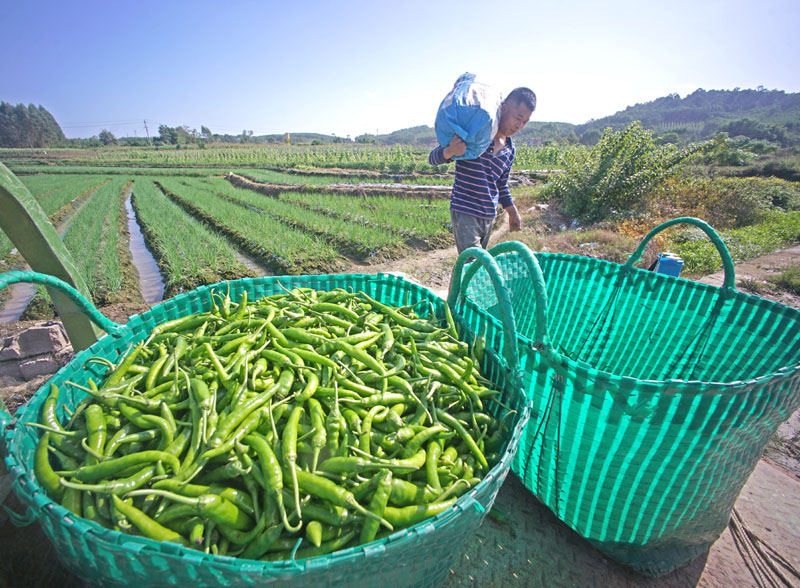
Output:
[{"xmin": 347, "ymin": 214, "xmax": 514, "ymax": 298}]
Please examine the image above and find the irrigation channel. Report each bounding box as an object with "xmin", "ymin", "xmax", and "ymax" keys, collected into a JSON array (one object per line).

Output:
[
  {"xmin": 124, "ymin": 193, "xmax": 165, "ymax": 305},
  {"xmin": 0, "ymin": 190, "xmax": 99, "ymax": 324}
]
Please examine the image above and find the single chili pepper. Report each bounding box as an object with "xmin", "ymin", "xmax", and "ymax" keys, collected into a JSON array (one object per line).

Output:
[
  {"xmin": 293, "ymin": 469, "xmax": 392, "ymax": 531},
  {"xmin": 426, "ymin": 439, "xmax": 444, "ymax": 493},
  {"xmin": 359, "ymin": 468, "xmax": 392, "ymax": 545},
  {"xmin": 434, "ymin": 409, "xmax": 488, "ymax": 470},
  {"xmin": 126, "ymin": 489, "xmax": 254, "ymax": 531},
  {"xmin": 102, "ymin": 343, "xmax": 145, "ymax": 391},
  {"xmin": 203, "ymin": 342, "xmax": 231, "ymax": 381},
  {"xmin": 326, "ymin": 385, "xmax": 342, "ymax": 455},
  {"xmin": 307, "ymin": 398, "xmax": 327, "ymax": 473},
  {"xmin": 104, "ymin": 425, "xmax": 159, "ymax": 457},
  {"xmin": 146, "ymin": 345, "xmax": 169, "ymax": 391},
  {"xmin": 58, "ymin": 450, "xmax": 179, "ymax": 482},
  {"xmin": 388, "ymin": 478, "xmax": 438, "ymax": 507},
  {"xmin": 48, "ymin": 445, "xmax": 81, "ymax": 471},
  {"xmin": 60, "ymin": 485, "xmax": 82, "ymax": 516},
  {"xmin": 433, "ymin": 478, "xmax": 473, "ymax": 503},
  {"xmin": 59, "ymin": 464, "xmax": 156, "ymax": 496},
  {"xmin": 281, "ymin": 405, "xmax": 304, "ymax": 523},
  {"xmin": 357, "ymin": 292, "xmax": 435, "ymax": 333},
  {"xmin": 34, "ymin": 432, "xmax": 65, "ymax": 502},
  {"xmin": 358, "ymin": 405, "xmax": 387, "ymax": 457},
  {"xmin": 116, "ymin": 402, "xmax": 174, "ymax": 451},
  {"xmin": 111, "ymin": 494, "xmax": 189, "ymax": 546},
  {"xmin": 240, "ymin": 523, "xmax": 285, "ymax": 560},
  {"xmin": 152, "ymin": 479, "xmax": 255, "ymax": 516},
  {"xmin": 243, "ymin": 433, "xmax": 300, "ymax": 533},
  {"xmin": 294, "ymin": 370, "xmax": 320, "ymax": 404},
  {"xmin": 340, "ymin": 391, "xmax": 407, "ymax": 408},
  {"xmin": 442, "ymin": 301, "xmax": 458, "ymax": 340},
  {"xmin": 400, "ymin": 425, "xmax": 451, "ymax": 459},
  {"xmin": 309, "ymin": 302, "xmax": 360, "ymax": 322},
  {"xmin": 294, "ymin": 499, "xmax": 357, "ymax": 527},
  {"xmin": 305, "ymin": 520, "xmax": 324, "ymax": 548},
  {"xmin": 41, "ymin": 384, "xmax": 71, "ymax": 435},
  {"xmin": 382, "ymin": 497, "xmax": 457, "ymax": 528}
]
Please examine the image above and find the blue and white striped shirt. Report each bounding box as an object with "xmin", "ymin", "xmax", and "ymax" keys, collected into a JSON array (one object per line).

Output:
[{"xmin": 429, "ymin": 138, "xmax": 516, "ymax": 220}]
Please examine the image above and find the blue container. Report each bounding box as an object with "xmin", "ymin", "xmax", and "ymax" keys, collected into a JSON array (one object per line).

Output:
[{"xmin": 654, "ymin": 252, "xmax": 684, "ymax": 277}]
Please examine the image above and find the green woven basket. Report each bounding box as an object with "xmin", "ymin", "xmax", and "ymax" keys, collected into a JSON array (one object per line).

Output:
[
  {"xmin": 449, "ymin": 218, "xmax": 800, "ymax": 576},
  {"xmin": 0, "ymin": 270, "xmax": 529, "ymax": 588}
]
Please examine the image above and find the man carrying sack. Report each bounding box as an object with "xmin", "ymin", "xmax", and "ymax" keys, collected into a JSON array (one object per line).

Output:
[{"xmin": 429, "ymin": 79, "xmax": 536, "ymax": 253}]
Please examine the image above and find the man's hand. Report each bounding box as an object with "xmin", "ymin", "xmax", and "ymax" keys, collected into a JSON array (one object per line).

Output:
[
  {"xmin": 443, "ymin": 135, "xmax": 466, "ymax": 160},
  {"xmin": 505, "ymin": 205, "xmax": 522, "ymax": 231}
]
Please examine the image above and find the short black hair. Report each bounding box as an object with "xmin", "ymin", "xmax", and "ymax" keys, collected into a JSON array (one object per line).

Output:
[{"xmin": 505, "ymin": 87, "xmax": 536, "ymax": 112}]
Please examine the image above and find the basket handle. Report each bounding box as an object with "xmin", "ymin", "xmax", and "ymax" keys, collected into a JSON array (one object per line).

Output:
[
  {"xmin": 623, "ymin": 217, "xmax": 737, "ymax": 294},
  {"xmin": 448, "ymin": 247, "xmax": 519, "ymax": 370},
  {"xmin": 0, "ymin": 271, "xmax": 125, "ymax": 337},
  {"xmin": 448, "ymin": 242, "xmax": 554, "ymax": 370}
]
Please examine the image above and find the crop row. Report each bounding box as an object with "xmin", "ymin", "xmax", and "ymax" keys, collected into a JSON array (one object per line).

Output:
[
  {"xmin": 155, "ymin": 179, "xmax": 342, "ymax": 274},
  {"xmin": 12, "ymin": 143, "xmax": 577, "ymax": 172},
  {"xmin": 239, "ymin": 168, "xmax": 453, "ymax": 186},
  {"xmin": 61, "ymin": 178, "xmax": 130, "ymax": 301},
  {"xmin": 131, "ymin": 179, "xmax": 251, "ymax": 295},
  {"xmin": 280, "ymin": 190, "xmax": 451, "ymax": 241},
  {"xmin": 184, "ymin": 178, "xmax": 405, "ymax": 259},
  {"xmin": 0, "ymin": 175, "xmax": 108, "ymax": 258}
]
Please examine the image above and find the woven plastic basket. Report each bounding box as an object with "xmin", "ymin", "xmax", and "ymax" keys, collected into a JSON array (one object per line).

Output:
[
  {"xmin": 448, "ymin": 219, "xmax": 800, "ymax": 576},
  {"xmin": 0, "ymin": 270, "xmax": 529, "ymax": 588}
]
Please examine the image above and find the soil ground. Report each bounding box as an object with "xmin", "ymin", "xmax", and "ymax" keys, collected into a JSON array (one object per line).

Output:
[{"xmin": 2, "ymin": 206, "xmax": 799, "ymax": 587}]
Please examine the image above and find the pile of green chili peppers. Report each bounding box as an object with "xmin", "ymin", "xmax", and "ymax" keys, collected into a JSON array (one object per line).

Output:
[{"xmin": 31, "ymin": 286, "xmax": 511, "ymax": 561}]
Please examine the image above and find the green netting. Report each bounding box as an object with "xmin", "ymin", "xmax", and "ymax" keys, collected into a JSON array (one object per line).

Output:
[
  {"xmin": 452, "ymin": 222, "xmax": 800, "ymax": 576},
  {"xmin": 1, "ymin": 272, "xmax": 529, "ymax": 588}
]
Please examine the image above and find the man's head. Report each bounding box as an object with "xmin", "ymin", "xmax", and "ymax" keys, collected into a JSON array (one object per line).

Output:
[{"xmin": 498, "ymin": 87, "xmax": 536, "ymax": 138}]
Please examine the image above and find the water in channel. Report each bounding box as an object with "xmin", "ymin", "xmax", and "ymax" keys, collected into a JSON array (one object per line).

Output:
[{"xmin": 125, "ymin": 193, "xmax": 165, "ymax": 305}]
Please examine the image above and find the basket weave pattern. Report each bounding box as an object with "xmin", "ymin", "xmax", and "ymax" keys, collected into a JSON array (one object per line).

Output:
[{"xmin": 462, "ymin": 245, "xmax": 800, "ymax": 576}]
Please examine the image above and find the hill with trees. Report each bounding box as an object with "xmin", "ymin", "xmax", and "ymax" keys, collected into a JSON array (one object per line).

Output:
[
  {"xmin": 574, "ymin": 88, "xmax": 800, "ymax": 146},
  {"xmin": 0, "ymin": 102, "xmax": 65, "ymax": 148}
]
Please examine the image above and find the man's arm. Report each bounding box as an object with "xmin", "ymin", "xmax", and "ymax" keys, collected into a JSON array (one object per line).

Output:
[
  {"xmin": 429, "ymin": 135, "xmax": 466, "ymax": 165},
  {"xmin": 497, "ymin": 169, "xmax": 522, "ymax": 231}
]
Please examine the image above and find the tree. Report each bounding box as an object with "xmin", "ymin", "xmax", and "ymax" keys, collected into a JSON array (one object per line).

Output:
[
  {"xmin": 158, "ymin": 124, "xmax": 178, "ymax": 144},
  {"xmin": 98, "ymin": 129, "xmax": 117, "ymax": 145},
  {"xmin": 201, "ymin": 125, "xmax": 213, "ymax": 141},
  {"xmin": 579, "ymin": 129, "xmax": 601, "ymax": 146}
]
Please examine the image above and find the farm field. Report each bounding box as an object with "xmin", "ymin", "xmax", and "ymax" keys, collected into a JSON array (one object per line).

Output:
[
  {"xmin": 0, "ymin": 145, "xmax": 483, "ymax": 320},
  {"xmin": 3, "ymin": 138, "xmax": 799, "ymax": 323}
]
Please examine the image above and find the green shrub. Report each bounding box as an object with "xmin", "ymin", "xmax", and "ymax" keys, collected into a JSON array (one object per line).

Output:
[
  {"xmin": 655, "ymin": 176, "xmax": 800, "ymax": 229},
  {"xmin": 548, "ymin": 122, "xmax": 705, "ymax": 223}
]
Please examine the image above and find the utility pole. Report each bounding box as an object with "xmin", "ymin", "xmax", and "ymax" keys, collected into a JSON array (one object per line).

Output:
[{"xmin": 143, "ymin": 120, "xmax": 151, "ymax": 144}]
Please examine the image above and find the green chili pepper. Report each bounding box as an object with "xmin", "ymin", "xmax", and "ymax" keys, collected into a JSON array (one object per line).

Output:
[
  {"xmin": 111, "ymin": 494, "xmax": 189, "ymax": 546},
  {"xmin": 34, "ymin": 432, "xmax": 65, "ymax": 503},
  {"xmin": 359, "ymin": 468, "xmax": 392, "ymax": 545},
  {"xmin": 126, "ymin": 489, "xmax": 254, "ymax": 531}
]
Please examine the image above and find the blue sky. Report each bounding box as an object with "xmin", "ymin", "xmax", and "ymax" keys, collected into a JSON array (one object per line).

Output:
[{"xmin": 3, "ymin": 0, "xmax": 799, "ymax": 139}]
